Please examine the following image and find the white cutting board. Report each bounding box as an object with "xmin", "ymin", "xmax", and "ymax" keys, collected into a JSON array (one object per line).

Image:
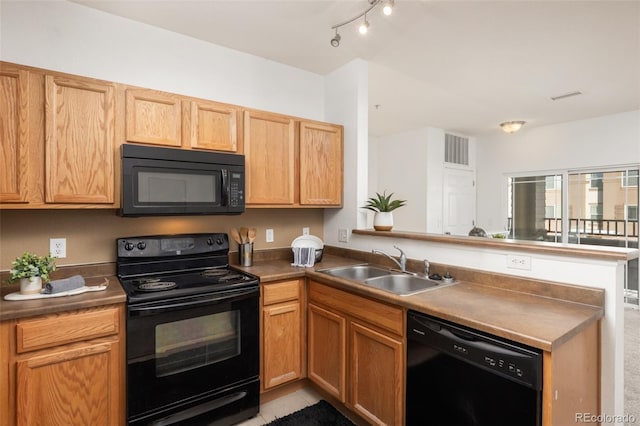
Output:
[{"xmin": 4, "ymin": 285, "xmax": 108, "ymax": 301}]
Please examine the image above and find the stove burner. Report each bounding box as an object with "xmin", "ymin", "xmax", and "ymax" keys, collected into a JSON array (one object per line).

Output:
[
  {"xmin": 134, "ymin": 277, "xmax": 161, "ymax": 285},
  {"xmin": 136, "ymin": 281, "xmax": 178, "ymax": 292},
  {"xmin": 201, "ymin": 268, "xmax": 229, "ymax": 278}
]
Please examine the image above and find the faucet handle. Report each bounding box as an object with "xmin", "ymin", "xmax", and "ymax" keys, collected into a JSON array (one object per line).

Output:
[{"xmin": 393, "ymin": 245, "xmax": 405, "ymax": 257}]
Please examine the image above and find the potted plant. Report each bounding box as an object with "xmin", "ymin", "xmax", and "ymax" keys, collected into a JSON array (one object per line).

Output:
[
  {"xmin": 362, "ymin": 191, "xmax": 407, "ymax": 231},
  {"xmin": 8, "ymin": 252, "xmax": 56, "ymax": 295}
]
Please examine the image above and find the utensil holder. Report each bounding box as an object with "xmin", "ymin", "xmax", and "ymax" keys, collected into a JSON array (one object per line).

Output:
[{"xmin": 239, "ymin": 243, "xmax": 253, "ymax": 267}]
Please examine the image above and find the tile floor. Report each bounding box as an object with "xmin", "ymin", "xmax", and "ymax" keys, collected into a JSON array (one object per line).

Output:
[{"xmin": 236, "ymin": 387, "xmax": 322, "ymax": 425}]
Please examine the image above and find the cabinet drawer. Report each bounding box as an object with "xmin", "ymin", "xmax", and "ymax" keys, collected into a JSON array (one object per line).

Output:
[
  {"xmin": 263, "ymin": 279, "xmax": 301, "ymax": 306},
  {"xmin": 309, "ymin": 281, "xmax": 404, "ymax": 337},
  {"xmin": 16, "ymin": 306, "xmax": 120, "ymax": 353}
]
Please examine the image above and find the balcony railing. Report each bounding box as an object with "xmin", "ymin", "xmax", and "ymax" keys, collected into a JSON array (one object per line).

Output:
[{"xmin": 543, "ymin": 218, "xmax": 638, "ymax": 238}]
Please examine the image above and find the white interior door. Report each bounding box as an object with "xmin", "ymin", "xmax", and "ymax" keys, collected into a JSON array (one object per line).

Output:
[{"xmin": 443, "ymin": 168, "xmax": 476, "ymax": 236}]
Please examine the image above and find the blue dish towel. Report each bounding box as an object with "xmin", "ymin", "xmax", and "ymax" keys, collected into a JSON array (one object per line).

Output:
[{"xmin": 44, "ymin": 275, "xmax": 85, "ymax": 294}]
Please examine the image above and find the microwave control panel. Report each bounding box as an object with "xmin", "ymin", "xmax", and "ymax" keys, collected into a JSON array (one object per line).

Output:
[{"xmin": 229, "ymin": 171, "xmax": 244, "ymax": 208}]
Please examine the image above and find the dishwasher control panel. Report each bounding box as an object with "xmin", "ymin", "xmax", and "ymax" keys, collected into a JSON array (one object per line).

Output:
[{"xmin": 408, "ymin": 310, "xmax": 543, "ymax": 390}]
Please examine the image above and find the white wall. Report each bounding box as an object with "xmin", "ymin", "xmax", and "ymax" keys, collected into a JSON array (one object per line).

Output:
[
  {"xmin": 476, "ymin": 110, "xmax": 640, "ymax": 230},
  {"xmin": 323, "ymin": 59, "xmax": 369, "ymax": 246},
  {"xmin": 0, "ymin": 0, "xmax": 325, "ymax": 120},
  {"xmin": 372, "ymin": 127, "xmax": 478, "ymax": 234},
  {"xmin": 373, "ymin": 128, "xmax": 430, "ymax": 232}
]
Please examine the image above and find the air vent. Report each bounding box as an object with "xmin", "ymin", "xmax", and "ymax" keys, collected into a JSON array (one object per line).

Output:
[{"xmin": 445, "ymin": 134, "xmax": 469, "ymax": 165}]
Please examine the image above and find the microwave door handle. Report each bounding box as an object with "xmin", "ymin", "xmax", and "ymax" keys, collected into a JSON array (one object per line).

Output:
[{"xmin": 221, "ymin": 169, "xmax": 229, "ymax": 206}]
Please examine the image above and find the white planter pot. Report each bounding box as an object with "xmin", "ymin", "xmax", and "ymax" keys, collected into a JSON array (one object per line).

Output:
[
  {"xmin": 373, "ymin": 212, "xmax": 394, "ymax": 231},
  {"xmin": 19, "ymin": 276, "xmax": 43, "ymax": 295}
]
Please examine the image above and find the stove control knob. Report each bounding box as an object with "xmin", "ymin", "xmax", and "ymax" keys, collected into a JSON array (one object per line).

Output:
[
  {"xmin": 137, "ymin": 242, "xmax": 146, "ymax": 250},
  {"xmin": 124, "ymin": 242, "xmax": 135, "ymax": 251},
  {"xmin": 207, "ymin": 238, "xmax": 213, "ymax": 246},
  {"xmin": 216, "ymin": 238, "xmax": 223, "ymax": 245}
]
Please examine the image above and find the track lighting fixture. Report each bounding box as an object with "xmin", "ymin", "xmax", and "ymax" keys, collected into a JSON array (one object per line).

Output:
[
  {"xmin": 330, "ymin": 0, "xmax": 395, "ymax": 47},
  {"xmin": 330, "ymin": 30, "xmax": 341, "ymax": 47},
  {"xmin": 383, "ymin": 0, "xmax": 394, "ymax": 15},
  {"xmin": 359, "ymin": 16, "xmax": 370, "ymax": 34}
]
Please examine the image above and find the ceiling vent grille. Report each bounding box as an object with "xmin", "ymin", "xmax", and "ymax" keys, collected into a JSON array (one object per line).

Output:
[{"xmin": 445, "ymin": 134, "xmax": 469, "ymax": 165}]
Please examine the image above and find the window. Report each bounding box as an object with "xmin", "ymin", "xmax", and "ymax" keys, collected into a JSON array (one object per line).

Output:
[
  {"xmin": 509, "ymin": 166, "xmax": 638, "ymax": 306},
  {"xmin": 589, "ymin": 172, "xmax": 603, "ymax": 189},
  {"xmin": 623, "ymin": 170, "xmax": 639, "ymax": 187}
]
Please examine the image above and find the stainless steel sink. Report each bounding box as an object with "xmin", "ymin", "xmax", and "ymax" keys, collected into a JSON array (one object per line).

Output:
[
  {"xmin": 364, "ymin": 274, "xmax": 454, "ymax": 296},
  {"xmin": 318, "ymin": 264, "xmax": 393, "ymax": 281},
  {"xmin": 319, "ymin": 264, "xmax": 457, "ymax": 296}
]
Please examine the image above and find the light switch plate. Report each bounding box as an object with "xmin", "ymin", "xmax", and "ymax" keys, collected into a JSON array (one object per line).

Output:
[{"xmin": 266, "ymin": 228, "xmax": 274, "ymax": 243}]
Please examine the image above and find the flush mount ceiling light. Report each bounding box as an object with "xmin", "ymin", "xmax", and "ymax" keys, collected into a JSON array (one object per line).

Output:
[
  {"xmin": 500, "ymin": 121, "xmax": 526, "ymax": 134},
  {"xmin": 330, "ymin": 0, "xmax": 395, "ymax": 47}
]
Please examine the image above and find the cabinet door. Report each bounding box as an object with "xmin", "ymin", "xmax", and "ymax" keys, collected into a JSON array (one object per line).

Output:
[
  {"xmin": 186, "ymin": 100, "xmax": 238, "ymax": 152},
  {"xmin": 0, "ymin": 67, "xmax": 29, "ymax": 203},
  {"xmin": 307, "ymin": 303, "xmax": 346, "ymax": 401},
  {"xmin": 244, "ymin": 111, "xmax": 295, "ymax": 205},
  {"xmin": 16, "ymin": 340, "xmax": 122, "ymax": 426},
  {"xmin": 299, "ymin": 121, "xmax": 343, "ymax": 206},
  {"xmin": 263, "ymin": 301, "xmax": 302, "ymax": 389},
  {"xmin": 45, "ymin": 75, "xmax": 115, "ymax": 203},
  {"xmin": 125, "ymin": 89, "xmax": 181, "ymax": 147},
  {"xmin": 350, "ymin": 321, "xmax": 403, "ymax": 426}
]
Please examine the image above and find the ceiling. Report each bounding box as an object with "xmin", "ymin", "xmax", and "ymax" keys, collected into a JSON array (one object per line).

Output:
[{"xmin": 72, "ymin": 0, "xmax": 640, "ymax": 137}]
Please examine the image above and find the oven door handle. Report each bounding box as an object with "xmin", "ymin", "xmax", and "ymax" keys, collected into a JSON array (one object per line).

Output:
[{"xmin": 128, "ymin": 287, "xmax": 258, "ymax": 315}]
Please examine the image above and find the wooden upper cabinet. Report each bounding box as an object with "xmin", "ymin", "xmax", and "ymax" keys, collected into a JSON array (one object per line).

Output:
[
  {"xmin": 0, "ymin": 67, "xmax": 29, "ymax": 203},
  {"xmin": 125, "ymin": 89, "xmax": 181, "ymax": 147},
  {"xmin": 185, "ymin": 100, "xmax": 238, "ymax": 152},
  {"xmin": 244, "ymin": 111, "xmax": 295, "ymax": 205},
  {"xmin": 45, "ymin": 75, "xmax": 115, "ymax": 204},
  {"xmin": 299, "ymin": 121, "xmax": 343, "ymax": 206}
]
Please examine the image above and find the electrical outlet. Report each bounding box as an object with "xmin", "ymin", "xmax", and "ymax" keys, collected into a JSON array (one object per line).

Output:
[
  {"xmin": 507, "ymin": 254, "xmax": 531, "ymax": 270},
  {"xmin": 50, "ymin": 238, "xmax": 67, "ymax": 258},
  {"xmin": 266, "ymin": 228, "xmax": 274, "ymax": 243},
  {"xmin": 338, "ymin": 228, "xmax": 349, "ymax": 243},
  {"xmin": 302, "ymin": 227, "xmax": 310, "ymax": 236}
]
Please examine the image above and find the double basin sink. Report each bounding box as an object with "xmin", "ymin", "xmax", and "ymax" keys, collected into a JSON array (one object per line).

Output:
[{"xmin": 318, "ymin": 264, "xmax": 457, "ymax": 296}]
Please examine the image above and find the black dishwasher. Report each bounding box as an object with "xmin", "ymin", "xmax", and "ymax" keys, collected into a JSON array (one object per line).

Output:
[{"xmin": 406, "ymin": 310, "xmax": 543, "ymax": 426}]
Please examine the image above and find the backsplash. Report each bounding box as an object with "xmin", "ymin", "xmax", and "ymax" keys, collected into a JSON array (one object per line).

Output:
[{"xmin": 0, "ymin": 209, "xmax": 323, "ymax": 270}]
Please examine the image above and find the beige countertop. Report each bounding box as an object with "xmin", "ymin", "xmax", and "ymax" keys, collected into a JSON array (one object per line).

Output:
[
  {"xmin": 0, "ymin": 275, "xmax": 126, "ymax": 321},
  {"xmin": 235, "ymin": 254, "xmax": 604, "ymax": 352},
  {"xmin": 1, "ymin": 253, "xmax": 603, "ymax": 353}
]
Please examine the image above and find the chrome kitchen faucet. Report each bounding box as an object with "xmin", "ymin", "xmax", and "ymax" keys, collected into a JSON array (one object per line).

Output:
[{"xmin": 372, "ymin": 245, "xmax": 407, "ymax": 272}]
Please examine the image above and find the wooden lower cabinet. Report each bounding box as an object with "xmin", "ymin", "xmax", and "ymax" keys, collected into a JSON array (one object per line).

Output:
[
  {"xmin": 308, "ymin": 280, "xmax": 405, "ymax": 426},
  {"xmin": 307, "ymin": 303, "xmax": 346, "ymax": 400},
  {"xmin": 261, "ymin": 279, "xmax": 305, "ymax": 391},
  {"xmin": 350, "ymin": 322, "xmax": 403, "ymax": 425},
  {"xmin": 0, "ymin": 305, "xmax": 125, "ymax": 426}
]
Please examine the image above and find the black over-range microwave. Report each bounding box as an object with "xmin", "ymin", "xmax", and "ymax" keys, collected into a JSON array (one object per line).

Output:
[{"xmin": 120, "ymin": 144, "xmax": 245, "ymax": 216}]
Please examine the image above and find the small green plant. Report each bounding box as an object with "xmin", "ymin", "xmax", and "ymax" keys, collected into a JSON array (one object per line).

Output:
[
  {"xmin": 362, "ymin": 191, "xmax": 407, "ymax": 212},
  {"xmin": 8, "ymin": 252, "xmax": 56, "ymax": 283}
]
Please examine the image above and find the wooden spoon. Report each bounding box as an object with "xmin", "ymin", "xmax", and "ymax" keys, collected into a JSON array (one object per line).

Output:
[
  {"xmin": 248, "ymin": 228, "xmax": 256, "ymax": 243},
  {"xmin": 239, "ymin": 227, "xmax": 249, "ymax": 244},
  {"xmin": 230, "ymin": 228, "xmax": 242, "ymax": 244}
]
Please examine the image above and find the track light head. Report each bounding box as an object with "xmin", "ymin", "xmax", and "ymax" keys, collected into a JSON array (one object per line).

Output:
[
  {"xmin": 330, "ymin": 32, "xmax": 341, "ymax": 47},
  {"xmin": 359, "ymin": 17, "xmax": 370, "ymax": 34},
  {"xmin": 383, "ymin": 0, "xmax": 394, "ymax": 15}
]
